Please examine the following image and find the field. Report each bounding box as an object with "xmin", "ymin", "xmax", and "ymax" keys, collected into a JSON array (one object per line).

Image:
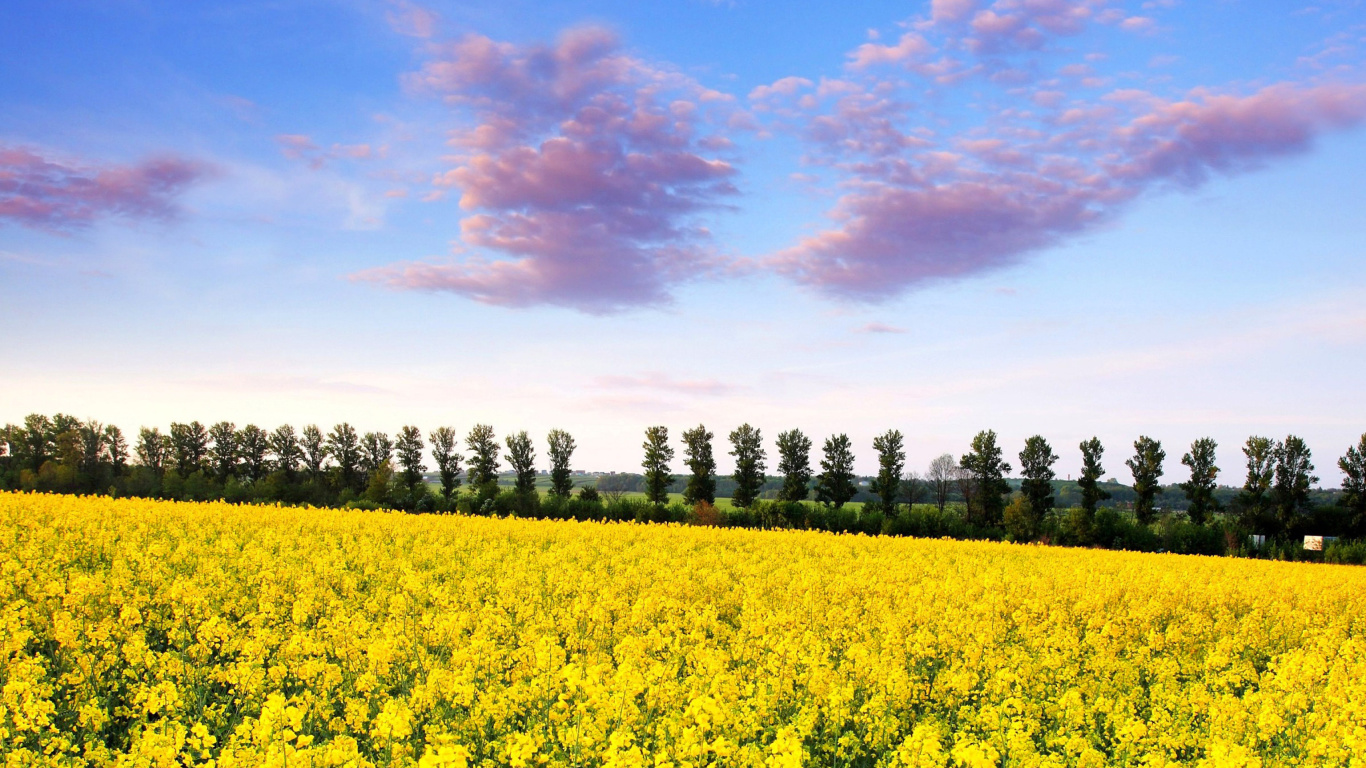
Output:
[{"xmin": 3, "ymin": 493, "xmax": 1365, "ymax": 767}]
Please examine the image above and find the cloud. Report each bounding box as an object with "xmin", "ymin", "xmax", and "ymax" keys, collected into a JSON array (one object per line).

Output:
[
  {"xmin": 857, "ymin": 322, "xmax": 907, "ymax": 334},
  {"xmin": 356, "ymin": 26, "xmax": 740, "ymax": 312},
  {"xmin": 386, "ymin": 0, "xmax": 439, "ymax": 39},
  {"xmin": 847, "ymin": 33, "xmax": 932, "ymax": 70},
  {"xmin": 0, "ymin": 145, "xmax": 206, "ymax": 232},
  {"xmin": 275, "ymin": 134, "xmax": 375, "ymax": 169}
]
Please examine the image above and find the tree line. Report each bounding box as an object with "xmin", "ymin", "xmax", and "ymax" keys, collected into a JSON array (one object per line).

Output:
[{"xmin": 3, "ymin": 413, "xmax": 1365, "ymax": 560}]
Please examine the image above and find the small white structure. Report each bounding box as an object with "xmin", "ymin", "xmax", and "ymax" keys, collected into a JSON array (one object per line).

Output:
[
  {"xmin": 1250, "ymin": 535, "xmax": 1266, "ymax": 548},
  {"xmin": 1304, "ymin": 535, "xmax": 1338, "ymax": 551}
]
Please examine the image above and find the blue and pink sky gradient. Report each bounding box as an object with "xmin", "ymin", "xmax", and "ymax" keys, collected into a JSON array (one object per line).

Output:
[{"xmin": 4, "ymin": 0, "xmax": 1366, "ymax": 480}]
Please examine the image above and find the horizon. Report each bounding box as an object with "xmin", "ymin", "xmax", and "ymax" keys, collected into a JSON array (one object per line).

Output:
[{"xmin": 4, "ymin": 0, "xmax": 1366, "ymax": 483}]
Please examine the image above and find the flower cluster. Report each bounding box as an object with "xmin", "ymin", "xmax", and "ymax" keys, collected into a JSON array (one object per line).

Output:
[{"xmin": 3, "ymin": 491, "xmax": 1365, "ymax": 767}]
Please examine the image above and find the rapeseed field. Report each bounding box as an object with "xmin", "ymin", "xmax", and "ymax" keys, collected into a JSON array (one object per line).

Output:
[{"xmin": 2, "ymin": 492, "xmax": 1364, "ymax": 767}]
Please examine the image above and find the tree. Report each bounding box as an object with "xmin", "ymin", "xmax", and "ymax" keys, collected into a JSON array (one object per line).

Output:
[
  {"xmin": 301, "ymin": 425, "xmax": 328, "ymax": 479},
  {"xmin": 395, "ymin": 426, "xmax": 426, "ymax": 490},
  {"xmin": 815, "ymin": 434, "xmax": 857, "ymax": 509},
  {"xmin": 77, "ymin": 420, "xmax": 107, "ymax": 477},
  {"xmin": 1273, "ymin": 435, "xmax": 1317, "ymax": 533},
  {"xmin": 136, "ymin": 428, "xmax": 166, "ymax": 475},
  {"xmin": 547, "ymin": 429, "xmax": 576, "ymax": 497},
  {"xmin": 20, "ymin": 414, "xmax": 54, "ymax": 471},
  {"xmin": 505, "ymin": 430, "xmax": 537, "ymax": 496},
  {"xmin": 326, "ymin": 423, "xmax": 362, "ymax": 491},
  {"xmin": 1126, "ymin": 436, "xmax": 1165, "ymax": 525},
  {"xmin": 776, "ymin": 429, "xmax": 813, "ymax": 502},
  {"xmin": 681, "ymin": 424, "xmax": 717, "ymax": 505},
  {"xmin": 729, "ymin": 424, "xmax": 767, "ymax": 509},
  {"xmin": 465, "ymin": 425, "xmax": 501, "ymax": 491},
  {"xmin": 1237, "ymin": 436, "xmax": 1276, "ymax": 532},
  {"xmin": 1180, "ymin": 437, "xmax": 1220, "ymax": 525},
  {"xmin": 170, "ymin": 421, "xmax": 209, "ymax": 476},
  {"xmin": 237, "ymin": 425, "xmax": 270, "ymax": 483},
  {"xmin": 927, "ymin": 454, "xmax": 957, "ymax": 514},
  {"xmin": 429, "ymin": 427, "xmax": 462, "ymax": 500},
  {"xmin": 1018, "ymin": 435, "xmax": 1058, "ymax": 536},
  {"xmin": 105, "ymin": 425, "xmax": 127, "ymax": 476},
  {"xmin": 1077, "ymin": 437, "xmax": 1110, "ymax": 522},
  {"xmin": 641, "ymin": 426, "xmax": 674, "ymax": 506},
  {"xmin": 1339, "ymin": 434, "xmax": 1366, "ymax": 538},
  {"xmin": 871, "ymin": 429, "xmax": 906, "ymax": 514},
  {"xmin": 961, "ymin": 430, "xmax": 1012, "ymax": 526},
  {"xmin": 361, "ymin": 432, "xmax": 394, "ymax": 481},
  {"xmin": 270, "ymin": 425, "xmax": 303, "ymax": 477},
  {"xmin": 208, "ymin": 421, "xmax": 238, "ymax": 482}
]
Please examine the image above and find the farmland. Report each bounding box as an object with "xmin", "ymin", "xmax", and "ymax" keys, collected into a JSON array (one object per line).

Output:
[{"xmin": 4, "ymin": 491, "xmax": 1366, "ymax": 767}]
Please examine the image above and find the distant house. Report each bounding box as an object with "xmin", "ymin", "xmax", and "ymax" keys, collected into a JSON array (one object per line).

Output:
[{"xmin": 1304, "ymin": 535, "xmax": 1338, "ymax": 551}]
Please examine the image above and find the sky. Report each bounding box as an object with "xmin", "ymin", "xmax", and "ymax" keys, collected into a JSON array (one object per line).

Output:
[{"xmin": 3, "ymin": 0, "xmax": 1366, "ymax": 483}]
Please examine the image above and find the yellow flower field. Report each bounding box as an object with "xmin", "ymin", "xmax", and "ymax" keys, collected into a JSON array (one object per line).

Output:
[{"xmin": 2, "ymin": 492, "xmax": 1365, "ymax": 768}]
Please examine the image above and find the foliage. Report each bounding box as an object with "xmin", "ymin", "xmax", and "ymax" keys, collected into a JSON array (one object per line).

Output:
[
  {"xmin": 926, "ymin": 453, "xmax": 957, "ymax": 514},
  {"xmin": 1126, "ymin": 435, "xmax": 1166, "ymax": 525},
  {"xmin": 1341, "ymin": 433, "xmax": 1366, "ymax": 538},
  {"xmin": 428, "ymin": 427, "xmax": 461, "ymax": 500},
  {"xmin": 464, "ymin": 424, "xmax": 500, "ymax": 492},
  {"xmin": 1076, "ymin": 437, "xmax": 1109, "ymax": 543},
  {"xmin": 546, "ymin": 429, "xmax": 577, "ymax": 498},
  {"xmin": 871, "ymin": 429, "xmax": 906, "ymax": 516},
  {"xmin": 728, "ymin": 423, "xmax": 766, "ymax": 509},
  {"xmin": 504, "ymin": 430, "xmax": 537, "ymax": 496},
  {"xmin": 395, "ymin": 426, "xmax": 426, "ymax": 489},
  {"xmin": 1274, "ymin": 435, "xmax": 1318, "ymax": 534},
  {"xmin": 961, "ymin": 430, "xmax": 1012, "ymax": 527},
  {"xmin": 1017, "ymin": 435, "xmax": 1057, "ymax": 540},
  {"xmin": 1180, "ymin": 437, "xmax": 1220, "ymax": 525},
  {"xmin": 775, "ymin": 429, "xmax": 812, "ymax": 502},
  {"xmin": 641, "ymin": 425, "xmax": 674, "ymax": 506},
  {"xmin": 680, "ymin": 424, "xmax": 716, "ymax": 506},
  {"xmin": 815, "ymin": 433, "xmax": 856, "ymax": 509}
]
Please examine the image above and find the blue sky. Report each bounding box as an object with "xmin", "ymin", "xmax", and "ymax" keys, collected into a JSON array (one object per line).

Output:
[{"xmin": 3, "ymin": 0, "xmax": 1366, "ymax": 481}]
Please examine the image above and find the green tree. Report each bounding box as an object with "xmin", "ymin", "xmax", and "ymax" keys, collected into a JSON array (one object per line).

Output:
[
  {"xmin": 815, "ymin": 434, "xmax": 857, "ymax": 509},
  {"xmin": 237, "ymin": 425, "xmax": 270, "ymax": 483},
  {"xmin": 1180, "ymin": 437, "xmax": 1220, "ymax": 525},
  {"xmin": 641, "ymin": 426, "xmax": 674, "ymax": 507},
  {"xmin": 776, "ymin": 429, "xmax": 813, "ymax": 502},
  {"xmin": 547, "ymin": 429, "xmax": 576, "ymax": 498},
  {"xmin": 465, "ymin": 425, "xmax": 501, "ymax": 491},
  {"xmin": 105, "ymin": 425, "xmax": 127, "ymax": 476},
  {"xmin": 1077, "ymin": 437, "xmax": 1110, "ymax": 522},
  {"xmin": 136, "ymin": 427, "xmax": 166, "ymax": 476},
  {"xmin": 1339, "ymin": 434, "xmax": 1366, "ymax": 537},
  {"xmin": 871, "ymin": 429, "xmax": 906, "ymax": 514},
  {"xmin": 21, "ymin": 414, "xmax": 54, "ymax": 471},
  {"xmin": 208, "ymin": 422, "xmax": 238, "ymax": 482},
  {"xmin": 395, "ymin": 426, "xmax": 426, "ymax": 490},
  {"xmin": 429, "ymin": 427, "xmax": 462, "ymax": 501},
  {"xmin": 361, "ymin": 432, "xmax": 394, "ymax": 482},
  {"xmin": 170, "ymin": 421, "xmax": 209, "ymax": 476},
  {"xmin": 326, "ymin": 423, "xmax": 362, "ymax": 492},
  {"xmin": 1126, "ymin": 436, "xmax": 1165, "ymax": 525},
  {"xmin": 681, "ymin": 424, "xmax": 717, "ymax": 505},
  {"xmin": 1273, "ymin": 435, "xmax": 1317, "ymax": 533},
  {"xmin": 1237, "ymin": 436, "xmax": 1276, "ymax": 532},
  {"xmin": 1018, "ymin": 435, "xmax": 1058, "ymax": 538},
  {"xmin": 270, "ymin": 425, "xmax": 303, "ymax": 478},
  {"xmin": 729, "ymin": 424, "xmax": 767, "ymax": 509},
  {"xmin": 505, "ymin": 430, "xmax": 537, "ymax": 496},
  {"xmin": 961, "ymin": 430, "xmax": 1012, "ymax": 527},
  {"xmin": 77, "ymin": 420, "xmax": 106, "ymax": 478},
  {"xmin": 301, "ymin": 425, "xmax": 328, "ymax": 479}
]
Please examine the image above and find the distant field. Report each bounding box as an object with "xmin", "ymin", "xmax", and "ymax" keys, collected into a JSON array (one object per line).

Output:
[{"xmin": 6, "ymin": 491, "xmax": 1364, "ymax": 766}]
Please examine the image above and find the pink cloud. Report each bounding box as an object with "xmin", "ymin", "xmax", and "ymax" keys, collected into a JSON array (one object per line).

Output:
[
  {"xmin": 857, "ymin": 322, "xmax": 908, "ymax": 334},
  {"xmin": 275, "ymin": 135, "xmax": 375, "ymax": 169},
  {"xmin": 357, "ymin": 26, "xmax": 739, "ymax": 312},
  {"xmin": 771, "ymin": 83, "xmax": 1366, "ymax": 300},
  {"xmin": 386, "ymin": 0, "xmax": 439, "ymax": 39},
  {"xmin": 847, "ymin": 33, "xmax": 932, "ymax": 70},
  {"xmin": 0, "ymin": 145, "xmax": 206, "ymax": 231}
]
